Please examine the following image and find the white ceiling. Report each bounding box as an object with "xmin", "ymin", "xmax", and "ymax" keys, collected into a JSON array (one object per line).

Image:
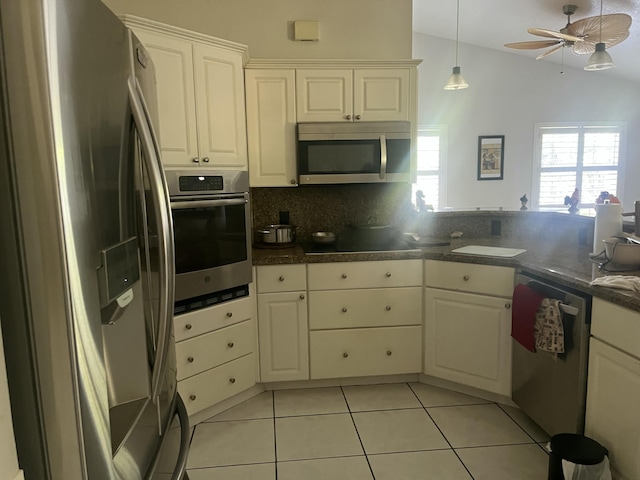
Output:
[{"xmin": 412, "ymin": 0, "xmax": 640, "ymax": 82}]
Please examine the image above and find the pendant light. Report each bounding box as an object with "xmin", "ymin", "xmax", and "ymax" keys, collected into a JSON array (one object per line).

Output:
[
  {"xmin": 584, "ymin": 0, "xmax": 615, "ymax": 70},
  {"xmin": 444, "ymin": 0, "xmax": 469, "ymax": 90}
]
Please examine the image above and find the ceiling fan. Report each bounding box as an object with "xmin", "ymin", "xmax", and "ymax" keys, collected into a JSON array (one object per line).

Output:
[{"xmin": 504, "ymin": 4, "xmax": 632, "ymax": 60}]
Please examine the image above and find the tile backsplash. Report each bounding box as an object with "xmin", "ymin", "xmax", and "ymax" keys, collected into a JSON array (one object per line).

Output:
[{"xmin": 251, "ymin": 185, "xmax": 595, "ymax": 246}]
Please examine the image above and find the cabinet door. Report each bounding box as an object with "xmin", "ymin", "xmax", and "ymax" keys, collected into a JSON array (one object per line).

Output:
[
  {"xmin": 245, "ymin": 69, "xmax": 297, "ymax": 187},
  {"xmin": 133, "ymin": 30, "xmax": 199, "ymax": 166},
  {"xmin": 193, "ymin": 44, "xmax": 248, "ymax": 169},
  {"xmin": 353, "ymin": 69, "xmax": 410, "ymax": 122},
  {"xmin": 296, "ymin": 69, "xmax": 353, "ymax": 122},
  {"xmin": 424, "ymin": 288, "xmax": 512, "ymax": 396},
  {"xmin": 258, "ymin": 292, "xmax": 309, "ymax": 382},
  {"xmin": 585, "ymin": 338, "xmax": 640, "ymax": 479}
]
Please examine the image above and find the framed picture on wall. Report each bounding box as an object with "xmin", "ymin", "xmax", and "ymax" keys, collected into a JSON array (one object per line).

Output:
[{"xmin": 477, "ymin": 135, "xmax": 504, "ymax": 180}]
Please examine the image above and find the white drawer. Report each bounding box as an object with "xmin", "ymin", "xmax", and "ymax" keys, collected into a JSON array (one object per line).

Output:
[
  {"xmin": 308, "ymin": 287, "xmax": 422, "ymax": 329},
  {"xmin": 174, "ymin": 295, "xmax": 254, "ymax": 342},
  {"xmin": 309, "ymin": 326, "xmax": 422, "ymax": 379},
  {"xmin": 178, "ymin": 353, "xmax": 255, "ymax": 416},
  {"xmin": 175, "ymin": 319, "xmax": 254, "ymax": 381},
  {"xmin": 256, "ymin": 264, "xmax": 307, "ymax": 293},
  {"xmin": 424, "ymin": 260, "xmax": 514, "ymax": 297},
  {"xmin": 308, "ymin": 260, "xmax": 422, "ymax": 291},
  {"xmin": 591, "ymin": 298, "xmax": 640, "ymax": 359}
]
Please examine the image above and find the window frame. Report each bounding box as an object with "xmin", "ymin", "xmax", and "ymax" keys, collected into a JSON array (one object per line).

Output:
[
  {"xmin": 531, "ymin": 122, "xmax": 627, "ymax": 211},
  {"xmin": 413, "ymin": 124, "xmax": 447, "ymax": 210}
]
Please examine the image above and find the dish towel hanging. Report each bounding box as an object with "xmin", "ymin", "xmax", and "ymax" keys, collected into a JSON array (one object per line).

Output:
[
  {"xmin": 534, "ymin": 298, "xmax": 565, "ymax": 354},
  {"xmin": 511, "ymin": 284, "xmax": 546, "ymax": 352}
]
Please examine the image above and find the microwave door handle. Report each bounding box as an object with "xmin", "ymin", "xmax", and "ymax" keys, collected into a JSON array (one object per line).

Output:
[
  {"xmin": 170, "ymin": 198, "xmax": 248, "ymax": 210},
  {"xmin": 380, "ymin": 134, "xmax": 387, "ymax": 180},
  {"xmin": 128, "ymin": 76, "xmax": 175, "ymax": 403}
]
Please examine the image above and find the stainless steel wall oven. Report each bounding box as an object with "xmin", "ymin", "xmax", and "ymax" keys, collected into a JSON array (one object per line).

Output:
[{"xmin": 166, "ymin": 170, "xmax": 252, "ymax": 313}]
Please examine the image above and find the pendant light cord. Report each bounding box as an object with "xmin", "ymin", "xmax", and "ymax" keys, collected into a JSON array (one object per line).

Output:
[
  {"xmin": 599, "ymin": 0, "xmax": 603, "ymax": 42},
  {"xmin": 455, "ymin": 0, "xmax": 460, "ymax": 65}
]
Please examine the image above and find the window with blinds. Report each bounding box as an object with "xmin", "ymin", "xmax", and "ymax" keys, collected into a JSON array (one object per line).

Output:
[
  {"xmin": 412, "ymin": 126, "xmax": 446, "ymax": 211},
  {"xmin": 533, "ymin": 124, "xmax": 625, "ymax": 210}
]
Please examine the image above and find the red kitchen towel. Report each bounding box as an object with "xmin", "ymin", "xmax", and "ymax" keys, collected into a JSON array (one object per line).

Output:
[{"xmin": 511, "ymin": 284, "xmax": 546, "ymax": 352}]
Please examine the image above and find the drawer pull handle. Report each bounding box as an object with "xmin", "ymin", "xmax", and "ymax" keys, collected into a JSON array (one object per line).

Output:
[
  {"xmin": 343, "ymin": 352, "xmax": 349, "ymax": 358},
  {"xmin": 185, "ymin": 324, "xmax": 192, "ymax": 330},
  {"xmin": 279, "ymin": 276, "xmax": 285, "ymax": 281},
  {"xmin": 387, "ymin": 350, "xmax": 392, "ymax": 356},
  {"xmin": 385, "ymin": 305, "xmax": 391, "ymax": 311},
  {"xmin": 228, "ymin": 342, "xmax": 234, "ymax": 348},
  {"xmin": 187, "ymin": 356, "xmax": 194, "ymax": 363},
  {"xmin": 229, "ymin": 377, "xmax": 236, "ymax": 384},
  {"xmin": 342, "ymin": 307, "xmax": 348, "ymax": 313},
  {"xmin": 299, "ymin": 294, "xmax": 305, "ymax": 300},
  {"xmin": 505, "ymin": 302, "xmax": 511, "ymax": 309},
  {"xmin": 189, "ymin": 394, "xmax": 197, "ymax": 401},
  {"xmin": 385, "ymin": 272, "xmax": 391, "ymax": 277},
  {"xmin": 226, "ymin": 312, "xmax": 233, "ymax": 318},
  {"xmin": 341, "ymin": 273, "xmax": 348, "ymax": 279},
  {"xmin": 463, "ymin": 275, "xmax": 470, "ymax": 281}
]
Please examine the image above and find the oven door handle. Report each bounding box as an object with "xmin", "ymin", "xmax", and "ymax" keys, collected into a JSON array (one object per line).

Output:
[
  {"xmin": 379, "ymin": 134, "xmax": 387, "ymax": 180},
  {"xmin": 171, "ymin": 198, "xmax": 248, "ymax": 210}
]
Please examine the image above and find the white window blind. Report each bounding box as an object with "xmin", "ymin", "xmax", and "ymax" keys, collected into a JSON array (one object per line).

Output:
[
  {"xmin": 533, "ymin": 124, "xmax": 624, "ymax": 210},
  {"xmin": 412, "ymin": 126, "xmax": 446, "ymax": 211}
]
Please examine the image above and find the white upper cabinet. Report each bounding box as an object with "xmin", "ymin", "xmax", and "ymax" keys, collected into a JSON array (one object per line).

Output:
[
  {"xmin": 296, "ymin": 68, "xmax": 410, "ymax": 123},
  {"xmin": 245, "ymin": 69, "xmax": 297, "ymax": 187},
  {"xmin": 125, "ymin": 17, "xmax": 248, "ymax": 169}
]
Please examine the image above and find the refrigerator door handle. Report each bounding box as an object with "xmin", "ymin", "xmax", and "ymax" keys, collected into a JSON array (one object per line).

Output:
[
  {"xmin": 128, "ymin": 76, "xmax": 175, "ymax": 402},
  {"xmin": 171, "ymin": 394, "xmax": 190, "ymax": 480}
]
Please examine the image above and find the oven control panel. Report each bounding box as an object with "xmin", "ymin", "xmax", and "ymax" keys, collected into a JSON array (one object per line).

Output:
[{"xmin": 178, "ymin": 175, "xmax": 223, "ymax": 192}]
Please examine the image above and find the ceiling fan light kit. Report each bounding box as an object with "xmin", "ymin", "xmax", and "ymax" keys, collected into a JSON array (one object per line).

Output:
[{"xmin": 444, "ymin": 0, "xmax": 469, "ymax": 90}]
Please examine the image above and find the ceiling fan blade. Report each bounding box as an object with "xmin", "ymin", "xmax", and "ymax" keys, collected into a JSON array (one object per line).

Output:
[
  {"xmin": 528, "ymin": 27, "xmax": 583, "ymax": 42},
  {"xmin": 536, "ymin": 44, "xmax": 564, "ymax": 60},
  {"xmin": 573, "ymin": 30, "xmax": 629, "ymax": 54},
  {"xmin": 504, "ymin": 40, "xmax": 561, "ymax": 50},
  {"xmin": 567, "ymin": 13, "xmax": 632, "ymax": 52}
]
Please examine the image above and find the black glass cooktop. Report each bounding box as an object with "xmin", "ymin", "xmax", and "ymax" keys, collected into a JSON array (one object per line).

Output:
[{"xmin": 302, "ymin": 239, "xmax": 419, "ymax": 254}]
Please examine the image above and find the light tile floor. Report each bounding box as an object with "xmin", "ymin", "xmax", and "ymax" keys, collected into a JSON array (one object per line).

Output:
[{"xmin": 185, "ymin": 382, "xmax": 551, "ymax": 479}]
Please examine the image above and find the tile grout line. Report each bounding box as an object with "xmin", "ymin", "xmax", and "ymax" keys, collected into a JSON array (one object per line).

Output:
[
  {"xmin": 341, "ymin": 385, "xmax": 377, "ymax": 480},
  {"xmin": 272, "ymin": 390, "xmax": 279, "ymax": 480},
  {"xmin": 495, "ymin": 403, "xmax": 550, "ymax": 450},
  {"xmin": 407, "ymin": 382, "xmax": 477, "ymax": 480}
]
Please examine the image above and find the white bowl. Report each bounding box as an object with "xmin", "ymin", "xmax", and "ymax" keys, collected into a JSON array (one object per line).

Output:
[{"xmin": 602, "ymin": 237, "xmax": 640, "ymax": 266}]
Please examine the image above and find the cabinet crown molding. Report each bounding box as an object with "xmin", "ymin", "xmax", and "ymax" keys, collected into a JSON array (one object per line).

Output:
[
  {"xmin": 245, "ymin": 58, "xmax": 422, "ymax": 69},
  {"xmin": 121, "ymin": 15, "xmax": 249, "ymax": 64}
]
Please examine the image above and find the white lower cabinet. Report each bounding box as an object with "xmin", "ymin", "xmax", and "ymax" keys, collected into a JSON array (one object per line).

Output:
[
  {"xmin": 424, "ymin": 260, "xmax": 514, "ymax": 396},
  {"xmin": 178, "ymin": 353, "xmax": 255, "ymax": 417},
  {"xmin": 256, "ymin": 265, "xmax": 309, "ymax": 382},
  {"xmin": 424, "ymin": 288, "xmax": 512, "ymax": 396},
  {"xmin": 585, "ymin": 299, "xmax": 640, "ymax": 479},
  {"xmin": 307, "ymin": 260, "xmax": 423, "ymax": 380},
  {"xmin": 173, "ymin": 294, "xmax": 256, "ymax": 416},
  {"xmin": 257, "ymin": 291, "xmax": 309, "ymax": 382},
  {"xmin": 310, "ymin": 326, "xmax": 421, "ymax": 379}
]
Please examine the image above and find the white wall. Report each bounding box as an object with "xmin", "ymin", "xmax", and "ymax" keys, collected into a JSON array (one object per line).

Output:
[
  {"xmin": 413, "ymin": 32, "xmax": 640, "ymax": 211},
  {"xmin": 104, "ymin": 0, "xmax": 412, "ymax": 59},
  {"xmin": 0, "ymin": 325, "xmax": 23, "ymax": 480}
]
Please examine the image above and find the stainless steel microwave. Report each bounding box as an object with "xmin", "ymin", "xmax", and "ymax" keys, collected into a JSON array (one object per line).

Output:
[{"xmin": 297, "ymin": 122, "xmax": 412, "ymax": 185}]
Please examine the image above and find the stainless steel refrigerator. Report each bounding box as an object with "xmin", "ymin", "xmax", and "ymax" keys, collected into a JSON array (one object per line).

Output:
[{"xmin": 0, "ymin": 0, "xmax": 189, "ymax": 479}]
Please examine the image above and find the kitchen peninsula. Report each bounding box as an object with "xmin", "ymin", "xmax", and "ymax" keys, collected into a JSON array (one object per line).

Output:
[{"xmin": 253, "ymin": 209, "xmax": 640, "ymax": 311}]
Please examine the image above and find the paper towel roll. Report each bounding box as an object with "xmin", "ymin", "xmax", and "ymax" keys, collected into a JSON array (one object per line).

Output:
[{"xmin": 593, "ymin": 203, "xmax": 623, "ymax": 253}]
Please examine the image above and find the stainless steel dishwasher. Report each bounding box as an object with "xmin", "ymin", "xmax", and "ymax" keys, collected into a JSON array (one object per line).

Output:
[{"xmin": 512, "ymin": 270, "xmax": 592, "ymax": 437}]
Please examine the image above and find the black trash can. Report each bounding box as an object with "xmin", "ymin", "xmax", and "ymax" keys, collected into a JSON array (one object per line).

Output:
[{"xmin": 548, "ymin": 433, "xmax": 609, "ymax": 479}]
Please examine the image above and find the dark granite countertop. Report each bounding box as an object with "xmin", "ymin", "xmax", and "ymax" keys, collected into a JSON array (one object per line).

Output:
[{"xmin": 252, "ymin": 237, "xmax": 640, "ymax": 312}]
